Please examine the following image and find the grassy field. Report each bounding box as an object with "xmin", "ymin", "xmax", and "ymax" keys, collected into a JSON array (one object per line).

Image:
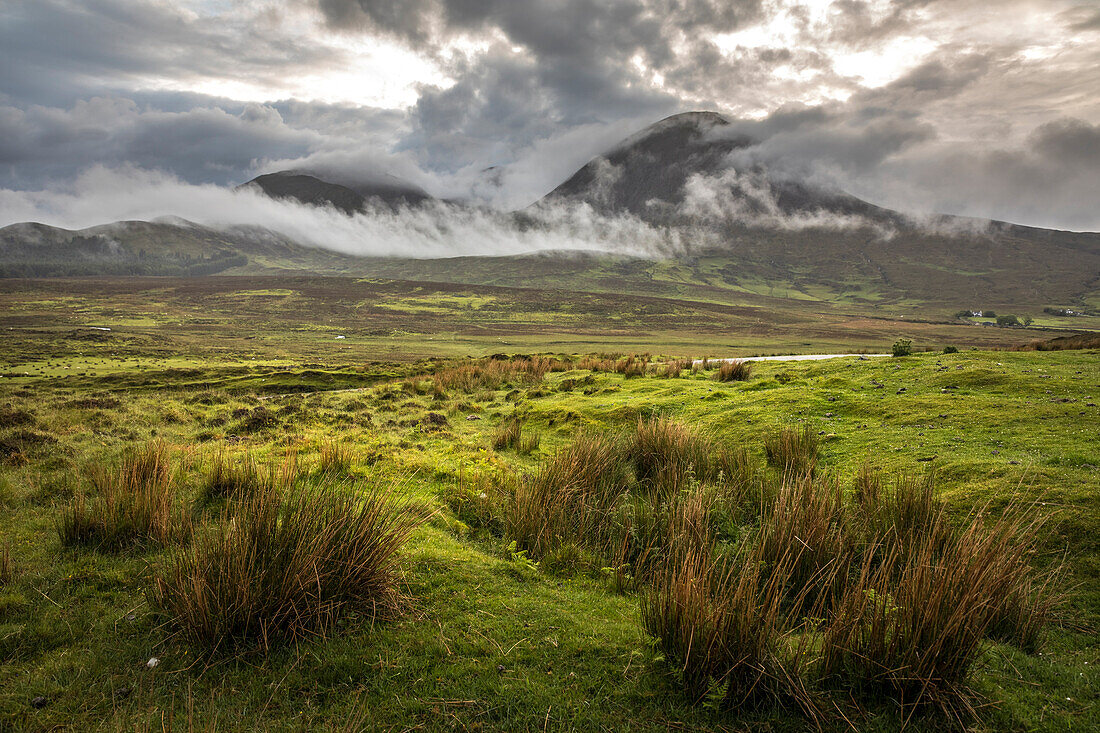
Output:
[
  {"xmin": 2, "ymin": 276, "xmax": 1090, "ymax": 366},
  {"xmin": 1, "ymin": 277, "xmax": 1098, "ymax": 731}
]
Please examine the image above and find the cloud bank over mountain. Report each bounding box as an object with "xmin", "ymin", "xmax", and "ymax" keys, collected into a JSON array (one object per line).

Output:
[{"xmin": 1, "ymin": 0, "xmax": 1098, "ymax": 230}]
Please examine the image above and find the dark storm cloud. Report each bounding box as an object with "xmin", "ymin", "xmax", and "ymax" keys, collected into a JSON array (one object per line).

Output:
[{"xmin": 317, "ymin": 1, "xmax": 765, "ymax": 169}]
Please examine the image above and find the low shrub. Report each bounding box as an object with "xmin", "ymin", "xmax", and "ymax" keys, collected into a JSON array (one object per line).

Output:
[
  {"xmin": 891, "ymin": 338, "xmax": 913, "ymax": 357},
  {"xmin": 151, "ymin": 477, "xmax": 428, "ymax": 650}
]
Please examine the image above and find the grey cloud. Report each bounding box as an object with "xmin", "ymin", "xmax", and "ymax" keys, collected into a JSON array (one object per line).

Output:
[
  {"xmin": 316, "ymin": 0, "xmax": 763, "ymax": 171},
  {"xmin": 1028, "ymin": 117, "xmax": 1100, "ymax": 170},
  {"xmin": 729, "ymin": 109, "xmax": 1100, "ymax": 230},
  {"xmin": 0, "ymin": 0, "xmax": 344, "ymax": 109},
  {"xmin": 0, "ymin": 98, "xmax": 319, "ymax": 188},
  {"xmin": 0, "ymin": 0, "xmax": 1097, "ymax": 235},
  {"xmin": 824, "ymin": 0, "xmax": 924, "ymax": 47}
]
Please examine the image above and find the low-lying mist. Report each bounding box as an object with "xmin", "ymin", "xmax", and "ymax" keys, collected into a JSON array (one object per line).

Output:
[
  {"xmin": 0, "ymin": 164, "xmax": 999, "ymax": 263},
  {"xmin": 0, "ymin": 166, "xmax": 691, "ymax": 260}
]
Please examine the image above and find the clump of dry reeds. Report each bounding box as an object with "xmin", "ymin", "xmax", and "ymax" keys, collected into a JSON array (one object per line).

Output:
[
  {"xmin": 431, "ymin": 356, "xmax": 565, "ymax": 393},
  {"xmin": 763, "ymin": 425, "xmax": 820, "ymax": 478},
  {"xmin": 497, "ymin": 420, "xmax": 1060, "ymax": 722},
  {"xmin": 318, "ymin": 440, "xmax": 354, "ymax": 475},
  {"xmin": 492, "ymin": 418, "xmax": 540, "ymax": 454},
  {"xmin": 615, "ymin": 355, "xmax": 650, "ymax": 378},
  {"xmin": 0, "ymin": 543, "xmax": 12, "ymax": 585},
  {"xmin": 506, "ymin": 433, "xmax": 630, "ymax": 560},
  {"xmin": 820, "ymin": 502, "xmax": 1052, "ymax": 720},
  {"xmin": 641, "ymin": 486, "xmax": 820, "ymax": 714},
  {"xmin": 200, "ymin": 450, "xmax": 264, "ymax": 503},
  {"xmin": 151, "ymin": 475, "xmax": 428, "ymax": 650},
  {"xmin": 577, "ymin": 354, "xmax": 619, "ymax": 372},
  {"xmin": 715, "ymin": 360, "xmax": 753, "ymax": 382},
  {"xmin": 59, "ymin": 441, "xmax": 192, "ymax": 549}
]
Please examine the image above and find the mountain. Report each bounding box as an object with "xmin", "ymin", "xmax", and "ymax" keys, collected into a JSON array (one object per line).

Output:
[
  {"xmin": 1, "ymin": 110, "xmax": 1098, "ymax": 311},
  {"xmin": 241, "ymin": 170, "xmax": 432, "ymax": 213},
  {"xmin": 541, "ymin": 111, "xmax": 897, "ymax": 225},
  {"xmin": 533, "ymin": 111, "xmax": 1100, "ymax": 306}
]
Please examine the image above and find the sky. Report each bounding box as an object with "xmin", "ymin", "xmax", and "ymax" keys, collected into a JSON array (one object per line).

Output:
[{"xmin": 1, "ymin": 0, "xmax": 1099, "ymax": 231}]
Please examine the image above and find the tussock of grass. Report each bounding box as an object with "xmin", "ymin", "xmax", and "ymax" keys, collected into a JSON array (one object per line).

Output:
[
  {"xmin": 152, "ymin": 476, "xmax": 429, "ymax": 650},
  {"xmin": 447, "ymin": 470, "xmax": 510, "ymax": 536},
  {"xmin": 629, "ymin": 417, "xmax": 755, "ymax": 498},
  {"xmin": 821, "ymin": 505, "xmax": 1053, "ymax": 720},
  {"xmin": 318, "ymin": 440, "xmax": 354, "ymax": 475},
  {"xmin": 492, "ymin": 418, "xmax": 541, "ymax": 454},
  {"xmin": 506, "ymin": 418, "xmax": 759, "ymax": 573},
  {"xmin": 756, "ymin": 474, "xmax": 849, "ymax": 616},
  {"xmin": 500, "ymin": 427, "xmax": 1064, "ymax": 722},
  {"xmin": 641, "ymin": 487, "xmax": 818, "ymax": 713},
  {"xmin": 714, "ymin": 360, "xmax": 752, "ymax": 382},
  {"xmin": 201, "ymin": 450, "xmax": 264, "ymax": 503},
  {"xmin": 763, "ymin": 425, "xmax": 819, "ymax": 478},
  {"xmin": 431, "ymin": 355, "xmax": 562, "ymax": 393},
  {"xmin": 577, "ymin": 355, "xmax": 618, "ymax": 372},
  {"xmin": 492, "ymin": 419, "xmax": 521, "ymax": 450},
  {"xmin": 58, "ymin": 441, "xmax": 192, "ymax": 549},
  {"xmin": 507, "ymin": 433, "xmax": 630, "ymax": 560},
  {"xmin": 615, "ymin": 355, "xmax": 649, "ymax": 378}
]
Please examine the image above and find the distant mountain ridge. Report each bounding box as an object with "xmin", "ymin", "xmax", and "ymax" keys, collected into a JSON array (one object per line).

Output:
[{"xmin": 0, "ymin": 219, "xmax": 363, "ymax": 278}]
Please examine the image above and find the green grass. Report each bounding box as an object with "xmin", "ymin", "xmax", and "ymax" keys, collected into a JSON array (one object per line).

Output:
[{"xmin": 0, "ymin": 308, "xmax": 1097, "ymax": 729}]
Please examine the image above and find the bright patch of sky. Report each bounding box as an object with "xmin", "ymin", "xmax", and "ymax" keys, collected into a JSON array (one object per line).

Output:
[{"xmin": 714, "ymin": 0, "xmax": 936, "ymax": 94}]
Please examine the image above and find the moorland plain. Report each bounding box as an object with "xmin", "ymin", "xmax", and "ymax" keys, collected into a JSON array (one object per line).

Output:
[{"xmin": 0, "ymin": 276, "xmax": 1097, "ymax": 732}]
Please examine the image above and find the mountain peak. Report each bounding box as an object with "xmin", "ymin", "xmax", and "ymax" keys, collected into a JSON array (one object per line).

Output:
[{"xmin": 542, "ymin": 110, "xmax": 750, "ymax": 218}]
